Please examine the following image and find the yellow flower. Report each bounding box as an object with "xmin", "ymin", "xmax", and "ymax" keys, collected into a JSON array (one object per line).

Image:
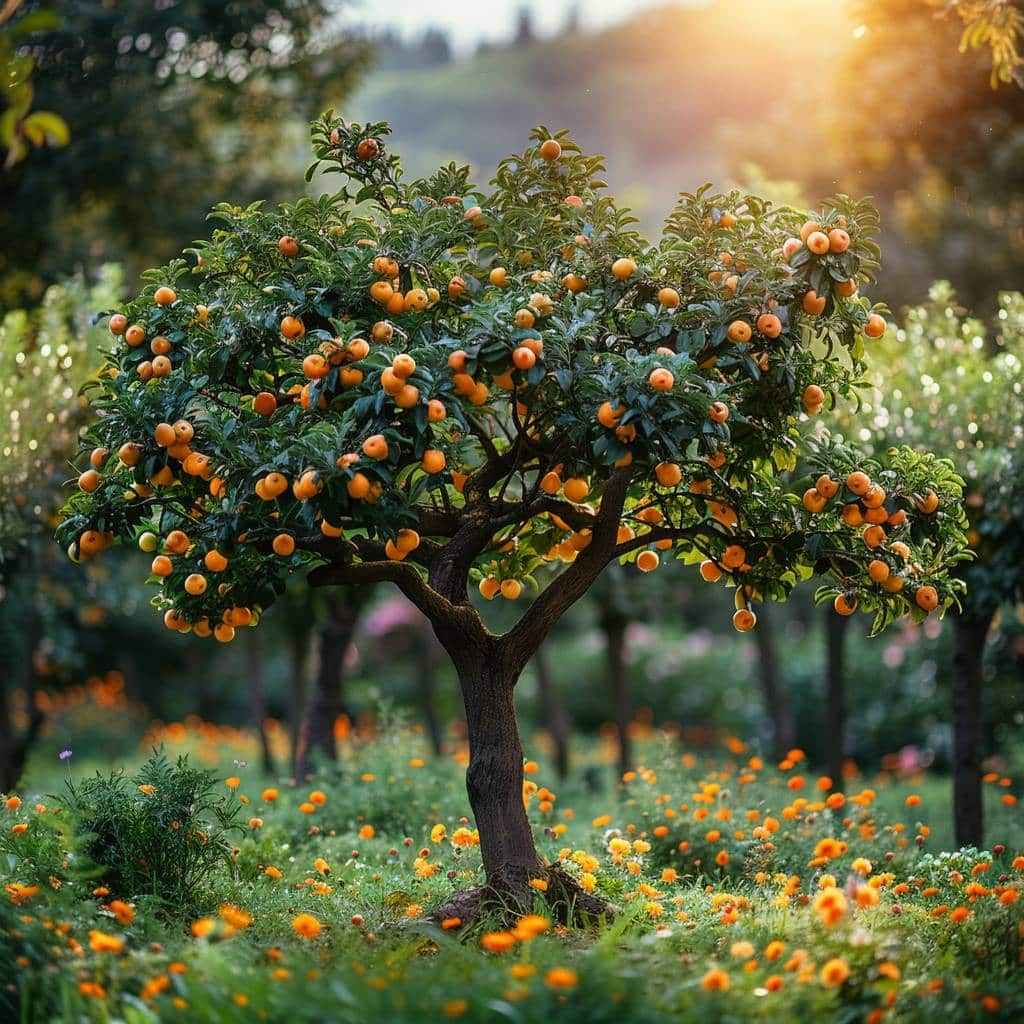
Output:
[
  {"xmin": 430, "ymin": 824, "xmax": 448, "ymax": 843},
  {"xmin": 137, "ymin": 784, "xmax": 155, "ymax": 795}
]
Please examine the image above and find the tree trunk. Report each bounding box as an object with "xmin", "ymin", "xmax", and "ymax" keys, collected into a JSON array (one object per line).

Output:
[
  {"xmin": 952, "ymin": 610, "xmax": 990, "ymax": 848},
  {"xmin": 296, "ymin": 589, "xmax": 368, "ymax": 778},
  {"xmin": 0, "ymin": 665, "xmax": 44, "ymax": 793},
  {"xmin": 752, "ymin": 605, "xmax": 795, "ymax": 760},
  {"xmin": 825, "ymin": 608, "xmax": 850, "ymax": 790},
  {"xmin": 244, "ymin": 638, "xmax": 274, "ymax": 777},
  {"xmin": 286, "ymin": 631, "xmax": 308, "ymax": 775},
  {"xmin": 601, "ymin": 609, "xmax": 632, "ymax": 777},
  {"xmin": 534, "ymin": 645, "xmax": 571, "ymax": 779}
]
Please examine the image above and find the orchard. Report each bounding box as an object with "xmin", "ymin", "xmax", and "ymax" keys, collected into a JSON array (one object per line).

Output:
[{"xmin": 56, "ymin": 117, "xmax": 973, "ymax": 919}]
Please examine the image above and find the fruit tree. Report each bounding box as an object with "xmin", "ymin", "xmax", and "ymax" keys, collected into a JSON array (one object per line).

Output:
[
  {"xmin": 58, "ymin": 117, "xmax": 972, "ymax": 920},
  {"xmin": 837, "ymin": 281, "xmax": 1024, "ymax": 845}
]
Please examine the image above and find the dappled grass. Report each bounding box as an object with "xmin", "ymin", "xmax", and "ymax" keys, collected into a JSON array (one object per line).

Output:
[{"xmin": 3, "ymin": 724, "xmax": 1023, "ymax": 1021}]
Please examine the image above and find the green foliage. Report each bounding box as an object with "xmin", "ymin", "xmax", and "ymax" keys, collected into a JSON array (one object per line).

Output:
[
  {"xmin": 938, "ymin": 0, "xmax": 1024, "ymax": 86},
  {"xmin": 57, "ymin": 117, "xmax": 969, "ymax": 648},
  {"xmin": 61, "ymin": 750, "xmax": 243, "ymax": 910}
]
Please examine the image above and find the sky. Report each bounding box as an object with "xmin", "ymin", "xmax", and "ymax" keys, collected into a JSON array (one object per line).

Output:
[{"xmin": 338, "ymin": 0, "xmax": 690, "ymax": 54}]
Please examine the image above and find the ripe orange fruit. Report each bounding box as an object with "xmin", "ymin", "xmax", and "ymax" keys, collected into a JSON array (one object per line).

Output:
[
  {"xmin": 914, "ymin": 489, "xmax": 939, "ymax": 514},
  {"xmin": 733, "ymin": 608, "xmax": 756, "ymax": 631},
  {"xmin": 357, "ymin": 138, "xmax": 380, "ymax": 160},
  {"xmin": 563, "ymin": 477, "xmax": 589, "ymax": 503},
  {"xmin": 597, "ymin": 401, "xmax": 624, "ymax": 427},
  {"xmin": 833, "ymin": 594, "xmax": 858, "ymax": 616},
  {"xmin": 721, "ymin": 544, "xmax": 746, "ymax": 569},
  {"xmin": 427, "ymin": 399, "xmax": 447, "ymax": 423},
  {"xmin": 540, "ymin": 471, "xmax": 561, "ymax": 495},
  {"xmin": 864, "ymin": 314, "xmax": 886, "ymax": 338},
  {"xmin": 727, "ymin": 320, "xmax": 752, "ymax": 344},
  {"xmin": 347, "ymin": 472, "xmax": 371, "ymax": 500},
  {"xmin": 806, "ymin": 231, "xmax": 830, "ymax": 255},
  {"xmin": 422, "ymin": 449, "xmax": 446, "ymax": 474},
  {"xmin": 890, "ymin": 541, "xmax": 912, "ymax": 562},
  {"xmin": 500, "ymin": 578, "xmax": 522, "ymax": 599},
  {"xmin": 802, "ymin": 291, "xmax": 826, "ymax": 316},
  {"xmin": 799, "ymin": 220, "xmax": 822, "ymax": 242},
  {"xmin": 78, "ymin": 469, "xmax": 100, "ymax": 492},
  {"xmin": 479, "ymin": 577, "xmax": 501, "ymax": 600},
  {"xmin": 863, "ymin": 524, "xmax": 886, "ymax": 549},
  {"xmin": 881, "ymin": 574, "xmax": 905, "ymax": 593},
  {"xmin": 125, "ymin": 324, "xmax": 146, "ymax": 347},
  {"xmin": 362, "ymin": 434, "xmax": 389, "ymax": 460},
  {"xmin": 303, "ymin": 354, "xmax": 329, "ymax": 380},
  {"xmin": 699, "ymin": 560, "xmax": 723, "ymax": 582},
  {"xmin": 803, "ymin": 384, "xmax": 825, "ymax": 408},
  {"xmin": 827, "ymin": 228, "xmax": 850, "ymax": 253},
  {"xmin": 611, "ymin": 257, "xmax": 637, "ymax": 280},
  {"xmin": 395, "ymin": 383, "xmax": 419, "ymax": 408},
  {"xmin": 137, "ymin": 361, "xmax": 154, "ymax": 380},
  {"xmin": 165, "ymin": 530, "xmax": 190, "ymax": 554},
  {"xmin": 404, "ymin": 288, "xmax": 429, "ymax": 312},
  {"xmin": 151, "ymin": 355, "xmax": 172, "ymax": 377},
  {"xmin": 637, "ymin": 550, "xmax": 659, "ymax": 572},
  {"xmin": 756, "ymin": 313, "xmax": 782, "ymax": 338},
  {"xmin": 448, "ymin": 349, "xmax": 468, "ymax": 372},
  {"xmin": 154, "ymin": 286, "xmax": 177, "ymax": 306},
  {"xmin": 512, "ymin": 346, "xmax": 536, "ymax": 370},
  {"xmin": 816, "ymin": 475, "xmax": 839, "ymax": 499},
  {"xmin": 89, "ymin": 447, "xmax": 108, "ymax": 468},
  {"xmin": 834, "ymin": 278, "xmax": 858, "ymax": 298},
  {"xmin": 253, "ymin": 391, "xmax": 277, "ymax": 416},
  {"xmin": 150, "ymin": 335, "xmax": 171, "ymax": 355},
  {"xmin": 655, "ymin": 462, "xmax": 682, "ymax": 487},
  {"xmin": 109, "ymin": 313, "xmax": 128, "ymax": 335},
  {"xmin": 915, "ymin": 585, "xmax": 939, "ymax": 612},
  {"xmin": 204, "ymin": 550, "xmax": 228, "ymax": 572},
  {"xmin": 867, "ymin": 559, "xmax": 890, "ymax": 583},
  {"xmin": 539, "ymin": 139, "xmax": 562, "ymax": 161},
  {"xmin": 802, "ymin": 488, "xmax": 826, "ymax": 513},
  {"xmin": 293, "ymin": 470, "xmax": 321, "ymax": 500},
  {"xmin": 272, "ymin": 533, "xmax": 296, "ymax": 557},
  {"xmin": 709, "ymin": 401, "xmax": 729, "ymax": 423},
  {"xmin": 151, "ymin": 555, "xmax": 173, "ymax": 577},
  {"xmin": 488, "ymin": 267, "xmax": 508, "ymax": 287},
  {"xmin": 184, "ymin": 573, "xmax": 207, "ymax": 595},
  {"xmin": 118, "ymin": 442, "xmax": 141, "ymax": 467},
  {"xmin": 658, "ymin": 287, "xmax": 680, "ymax": 308},
  {"xmin": 862, "ymin": 484, "xmax": 886, "ymax": 509},
  {"xmin": 846, "ymin": 471, "xmax": 871, "ymax": 496},
  {"xmin": 278, "ymin": 235, "xmax": 299, "ymax": 257},
  {"xmin": 214, "ymin": 623, "xmax": 236, "ymax": 644},
  {"xmin": 782, "ymin": 237, "xmax": 802, "ymax": 259},
  {"xmin": 649, "ymin": 368, "xmax": 674, "ymax": 392},
  {"xmin": 281, "ymin": 316, "xmax": 305, "ymax": 340}
]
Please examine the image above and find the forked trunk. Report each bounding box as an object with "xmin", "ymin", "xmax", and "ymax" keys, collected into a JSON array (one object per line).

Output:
[
  {"xmin": 952, "ymin": 610, "xmax": 990, "ymax": 848},
  {"xmin": 752, "ymin": 604, "xmax": 795, "ymax": 760},
  {"xmin": 825, "ymin": 608, "xmax": 850, "ymax": 790}
]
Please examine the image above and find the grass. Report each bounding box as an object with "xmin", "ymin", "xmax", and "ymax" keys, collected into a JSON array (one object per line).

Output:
[{"xmin": 3, "ymin": 717, "xmax": 1023, "ymax": 1022}]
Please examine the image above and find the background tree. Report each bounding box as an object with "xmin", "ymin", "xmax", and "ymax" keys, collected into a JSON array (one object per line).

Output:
[
  {"xmin": 58, "ymin": 117, "xmax": 970, "ymax": 920},
  {"xmin": 837, "ymin": 282, "xmax": 1024, "ymax": 843},
  {"xmin": 0, "ymin": 0, "xmax": 366, "ymax": 305}
]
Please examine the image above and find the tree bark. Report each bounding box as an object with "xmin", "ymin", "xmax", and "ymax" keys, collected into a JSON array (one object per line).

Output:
[
  {"xmin": 296, "ymin": 588, "xmax": 369, "ymax": 777},
  {"xmin": 601, "ymin": 608, "xmax": 632, "ymax": 777},
  {"xmin": 753, "ymin": 605, "xmax": 795, "ymax": 760},
  {"xmin": 534, "ymin": 645, "xmax": 571, "ymax": 780},
  {"xmin": 244, "ymin": 637, "xmax": 274, "ymax": 777},
  {"xmin": 825, "ymin": 608, "xmax": 850, "ymax": 790},
  {"xmin": 951, "ymin": 610, "xmax": 991, "ymax": 848},
  {"xmin": 0, "ymin": 665, "xmax": 45, "ymax": 793}
]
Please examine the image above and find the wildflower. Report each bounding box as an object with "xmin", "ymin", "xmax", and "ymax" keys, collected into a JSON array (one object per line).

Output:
[
  {"xmin": 314, "ymin": 858, "xmax": 330, "ymax": 876},
  {"xmin": 137, "ymin": 784, "xmax": 155, "ymax": 795},
  {"xmin": 79, "ymin": 981, "xmax": 106, "ymax": 998},
  {"xmin": 813, "ymin": 887, "xmax": 848, "ymax": 926},
  {"xmin": 430, "ymin": 824, "xmax": 448, "ymax": 843},
  {"xmin": 878, "ymin": 962, "xmax": 900, "ymax": 980},
  {"xmin": 218, "ymin": 904, "xmax": 251, "ymax": 930},
  {"xmin": 443, "ymin": 1000, "xmax": 468, "ymax": 1018},
  {"xmin": 513, "ymin": 915, "xmax": 549, "ymax": 941},
  {"xmin": 59, "ymin": 750, "xmax": 73, "ymax": 761},
  {"xmin": 359, "ymin": 824, "xmax": 375, "ymax": 839},
  {"xmin": 11, "ymin": 823, "xmax": 27, "ymax": 835},
  {"xmin": 292, "ymin": 913, "xmax": 322, "ymax": 939},
  {"xmin": 88, "ymin": 930, "xmax": 124, "ymax": 954},
  {"xmin": 510, "ymin": 964, "xmax": 536, "ymax": 980},
  {"xmin": 107, "ymin": 900, "xmax": 134, "ymax": 924},
  {"xmin": 191, "ymin": 918, "xmax": 215, "ymax": 938},
  {"xmin": 265, "ymin": 866, "xmax": 282, "ymax": 879},
  {"xmin": 820, "ymin": 958, "xmax": 851, "ymax": 987},
  {"xmin": 441, "ymin": 917, "xmax": 462, "ymax": 930},
  {"xmin": 233, "ymin": 994, "xmax": 249, "ymax": 1007},
  {"xmin": 702, "ymin": 968, "xmax": 730, "ymax": 991},
  {"xmin": 999, "ymin": 889, "xmax": 1018, "ymax": 905},
  {"xmin": 299, "ymin": 802, "xmax": 315, "ymax": 814},
  {"xmin": 309, "ymin": 790, "xmax": 327, "ymax": 805},
  {"xmin": 662, "ymin": 868, "xmax": 678, "ymax": 883},
  {"xmin": 765, "ymin": 940, "xmax": 785, "ymax": 961},
  {"xmin": 140, "ymin": 975, "xmax": 170, "ymax": 1001},
  {"xmin": 545, "ymin": 967, "xmax": 578, "ymax": 989},
  {"xmin": 592, "ymin": 815, "xmax": 611, "ymax": 828},
  {"xmin": 764, "ymin": 975, "xmax": 784, "ymax": 991},
  {"xmin": 949, "ymin": 906, "xmax": 972, "ymax": 923},
  {"xmin": 261, "ymin": 788, "xmax": 279, "ymax": 802},
  {"xmin": 5, "ymin": 796, "xmax": 21, "ymax": 810},
  {"xmin": 730, "ymin": 941, "xmax": 754, "ymax": 959},
  {"xmin": 716, "ymin": 850, "xmax": 730, "ymax": 867},
  {"xmin": 481, "ymin": 931, "xmax": 517, "ymax": 953},
  {"xmin": 851, "ymin": 857, "xmax": 872, "ymax": 876},
  {"xmin": 225, "ymin": 777, "xmax": 240, "ymax": 789},
  {"xmin": 528, "ymin": 878, "xmax": 548, "ymax": 892},
  {"xmin": 168, "ymin": 962, "xmax": 187, "ymax": 974},
  {"xmin": 579, "ymin": 872, "xmax": 597, "ymax": 893},
  {"xmin": 905, "ymin": 794, "xmax": 921, "ymax": 807},
  {"xmin": 451, "ymin": 827, "xmax": 479, "ymax": 847},
  {"xmin": 856, "ymin": 885, "xmax": 880, "ymax": 908},
  {"xmin": 5, "ymin": 883, "xmax": 39, "ymax": 905}
]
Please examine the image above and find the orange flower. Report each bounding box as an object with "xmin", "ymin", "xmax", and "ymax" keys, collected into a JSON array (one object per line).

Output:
[
  {"xmin": 949, "ymin": 906, "xmax": 972, "ymax": 922},
  {"xmin": 224, "ymin": 777, "xmax": 240, "ymax": 790},
  {"xmin": 261, "ymin": 788, "xmax": 279, "ymax": 802},
  {"xmin": 137, "ymin": 784, "xmax": 155, "ymax": 795},
  {"xmin": 905, "ymin": 794, "xmax": 921, "ymax": 807},
  {"xmin": 481, "ymin": 931, "xmax": 516, "ymax": 953},
  {"xmin": 820, "ymin": 958, "xmax": 851, "ymax": 987},
  {"xmin": 5, "ymin": 883, "xmax": 39, "ymax": 905},
  {"xmin": 764, "ymin": 975, "xmax": 784, "ymax": 991},
  {"xmin": 11, "ymin": 823, "xmax": 27, "ymax": 835},
  {"xmin": 88, "ymin": 930, "xmax": 124, "ymax": 954},
  {"xmin": 191, "ymin": 917, "xmax": 215, "ymax": 938},
  {"xmin": 544, "ymin": 967, "xmax": 578, "ymax": 989},
  {"xmin": 5, "ymin": 796, "xmax": 22, "ymax": 810},
  {"xmin": 702, "ymin": 968, "xmax": 730, "ymax": 991},
  {"xmin": 309, "ymin": 790, "xmax": 327, "ymax": 805},
  {"xmin": 359, "ymin": 824, "xmax": 375, "ymax": 839},
  {"xmin": 512, "ymin": 915, "xmax": 549, "ymax": 941},
  {"xmin": 443, "ymin": 999, "xmax": 468, "ymax": 1018},
  {"xmin": 265, "ymin": 866, "xmax": 282, "ymax": 879},
  {"xmin": 107, "ymin": 899, "xmax": 134, "ymax": 924},
  {"xmin": 510, "ymin": 964, "xmax": 536, "ymax": 980},
  {"xmin": 764, "ymin": 940, "xmax": 785, "ymax": 961},
  {"xmin": 299, "ymin": 802, "xmax": 315, "ymax": 814},
  {"xmin": 291, "ymin": 913, "xmax": 322, "ymax": 939},
  {"xmin": 999, "ymin": 889, "xmax": 1019, "ymax": 905},
  {"xmin": 441, "ymin": 917, "xmax": 462, "ymax": 930}
]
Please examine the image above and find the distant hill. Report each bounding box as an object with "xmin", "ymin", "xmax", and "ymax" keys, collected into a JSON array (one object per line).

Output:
[{"xmin": 336, "ymin": 0, "xmax": 849, "ymax": 232}]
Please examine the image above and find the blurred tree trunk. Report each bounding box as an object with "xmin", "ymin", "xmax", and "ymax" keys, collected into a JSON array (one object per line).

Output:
[
  {"xmin": 0, "ymin": 600, "xmax": 45, "ymax": 791},
  {"xmin": 190, "ymin": 647, "xmax": 216, "ymax": 722},
  {"xmin": 534, "ymin": 645, "xmax": 571, "ymax": 779},
  {"xmin": 951, "ymin": 610, "xmax": 990, "ymax": 848},
  {"xmin": 296, "ymin": 588, "xmax": 370, "ymax": 777},
  {"xmin": 244, "ymin": 636, "xmax": 274, "ymax": 776},
  {"xmin": 825, "ymin": 609, "xmax": 850, "ymax": 790},
  {"xmin": 415, "ymin": 620, "xmax": 444, "ymax": 756},
  {"xmin": 752, "ymin": 605, "xmax": 795, "ymax": 760},
  {"xmin": 600, "ymin": 607, "xmax": 632, "ymax": 777},
  {"xmin": 287, "ymin": 627, "xmax": 309, "ymax": 775}
]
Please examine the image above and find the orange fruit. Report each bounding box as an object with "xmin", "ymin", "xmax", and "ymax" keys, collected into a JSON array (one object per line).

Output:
[
  {"xmin": 721, "ymin": 544, "xmax": 745, "ymax": 569},
  {"xmin": 915, "ymin": 585, "xmax": 938, "ymax": 612},
  {"xmin": 802, "ymin": 488, "xmax": 826, "ymax": 513},
  {"xmin": 649, "ymin": 368, "xmax": 674, "ymax": 392},
  {"xmin": 816, "ymin": 475, "xmax": 839, "ymax": 499},
  {"xmin": 347, "ymin": 472, "xmax": 371, "ymax": 500},
  {"xmin": 151, "ymin": 355, "xmax": 172, "ymax": 377},
  {"xmin": 834, "ymin": 278, "xmax": 858, "ymax": 298},
  {"xmin": 733, "ymin": 608, "xmax": 756, "ymax": 631},
  {"xmin": 864, "ymin": 314, "xmax": 886, "ymax": 338},
  {"xmin": 125, "ymin": 324, "xmax": 146, "ymax": 347},
  {"xmin": 862, "ymin": 484, "xmax": 886, "ymax": 509},
  {"xmin": 109, "ymin": 313, "xmax": 128, "ymax": 335},
  {"xmin": 827, "ymin": 228, "xmax": 850, "ymax": 253},
  {"xmin": 563, "ymin": 477, "xmax": 589, "ymax": 503},
  {"xmin": 118, "ymin": 442, "xmax": 141, "ymax": 467},
  {"xmin": 512, "ymin": 346, "xmax": 536, "ymax": 370},
  {"xmin": 500, "ymin": 579, "xmax": 522, "ymax": 599},
  {"xmin": 803, "ymin": 384, "xmax": 825, "ymax": 408},
  {"xmin": 611, "ymin": 257, "xmax": 637, "ymax": 280},
  {"xmin": 422, "ymin": 449, "xmax": 446, "ymax": 474},
  {"xmin": 709, "ymin": 401, "xmax": 729, "ymax": 423},
  {"xmin": 151, "ymin": 555, "xmax": 173, "ymax": 577},
  {"xmin": 637, "ymin": 550, "xmax": 659, "ymax": 572},
  {"xmin": 806, "ymin": 231, "xmax": 830, "ymax": 255},
  {"xmin": 846, "ymin": 471, "xmax": 871, "ymax": 496},
  {"xmin": 303, "ymin": 354, "xmax": 329, "ymax": 379},
  {"xmin": 184, "ymin": 573, "xmax": 207, "ymax": 595},
  {"xmin": 395, "ymin": 384, "xmax": 419, "ymax": 408},
  {"xmin": 272, "ymin": 533, "xmax": 296, "ymax": 557},
  {"xmin": 802, "ymin": 291, "xmax": 826, "ymax": 316},
  {"xmin": 278, "ymin": 235, "xmax": 299, "ymax": 257},
  {"xmin": 214, "ymin": 623, "xmax": 236, "ymax": 644},
  {"xmin": 488, "ymin": 267, "xmax": 508, "ymax": 287},
  {"xmin": 253, "ymin": 391, "xmax": 277, "ymax": 416},
  {"xmin": 863, "ymin": 525, "xmax": 886, "ymax": 549},
  {"xmin": 727, "ymin": 320, "xmax": 752, "ymax": 343},
  {"xmin": 540, "ymin": 471, "xmax": 561, "ymax": 495},
  {"xmin": 799, "ymin": 220, "xmax": 822, "ymax": 242},
  {"xmin": 539, "ymin": 139, "xmax": 562, "ymax": 161},
  {"xmin": 757, "ymin": 313, "xmax": 782, "ymax": 338},
  {"xmin": 79, "ymin": 469, "xmax": 100, "ymax": 492},
  {"xmin": 655, "ymin": 462, "xmax": 682, "ymax": 487},
  {"xmin": 204, "ymin": 550, "xmax": 228, "ymax": 573},
  {"xmin": 165, "ymin": 530, "xmax": 190, "ymax": 554},
  {"xmin": 479, "ymin": 577, "xmax": 501, "ymax": 600},
  {"xmin": 867, "ymin": 559, "xmax": 890, "ymax": 583},
  {"xmin": 833, "ymin": 594, "xmax": 858, "ymax": 616},
  {"xmin": 658, "ymin": 287, "xmax": 680, "ymax": 308},
  {"xmin": 914, "ymin": 489, "xmax": 939, "ymax": 514},
  {"xmin": 362, "ymin": 434, "xmax": 389, "ymax": 460},
  {"xmin": 699, "ymin": 560, "xmax": 723, "ymax": 582},
  {"xmin": 154, "ymin": 286, "xmax": 177, "ymax": 306},
  {"xmin": 280, "ymin": 316, "xmax": 305, "ymax": 340}
]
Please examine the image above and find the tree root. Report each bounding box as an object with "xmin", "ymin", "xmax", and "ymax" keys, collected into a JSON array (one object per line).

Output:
[{"xmin": 428, "ymin": 862, "xmax": 616, "ymax": 929}]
